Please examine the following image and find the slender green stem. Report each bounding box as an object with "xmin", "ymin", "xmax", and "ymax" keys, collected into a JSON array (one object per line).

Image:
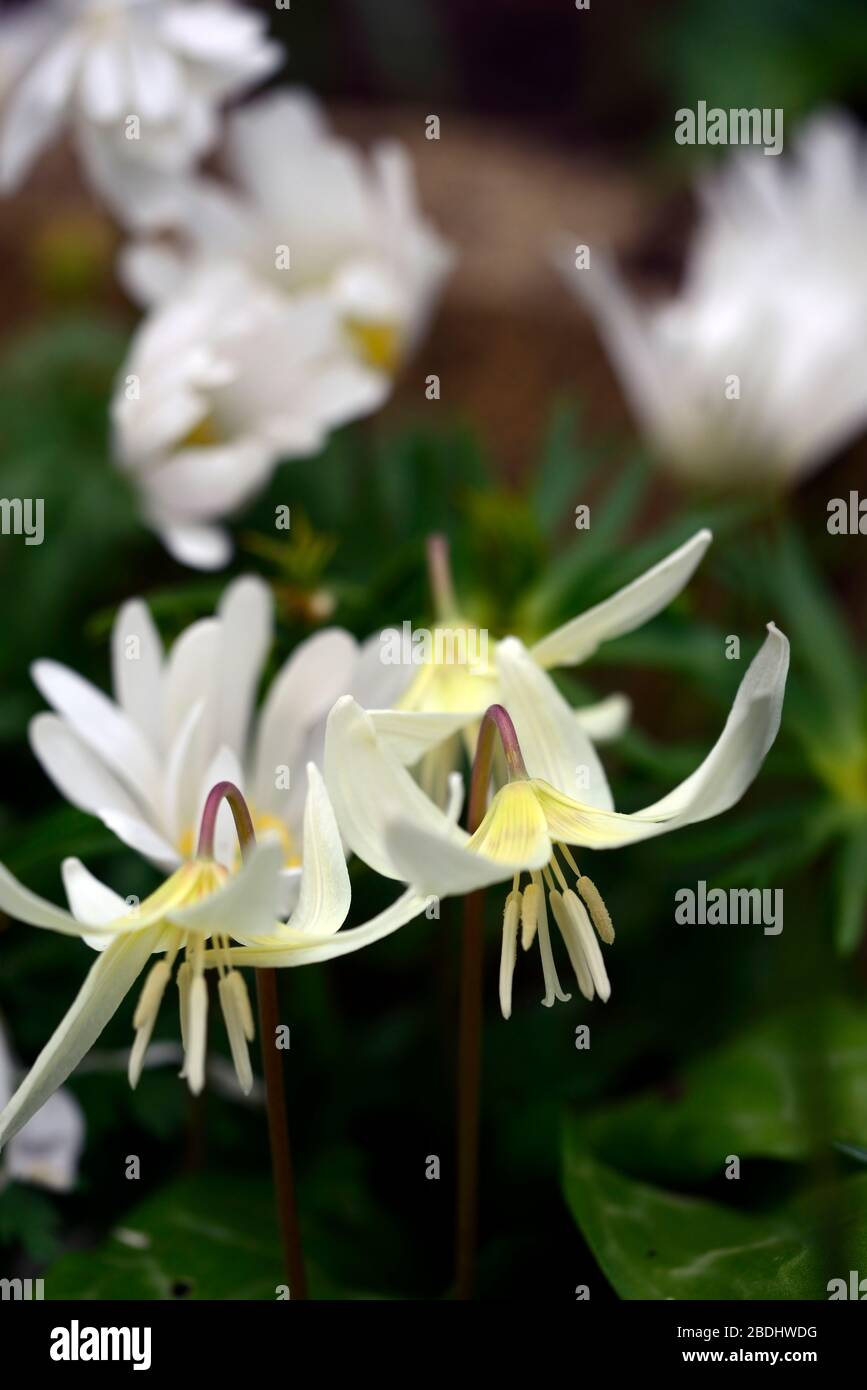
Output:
[{"xmin": 196, "ymin": 780, "xmax": 308, "ymax": 1297}]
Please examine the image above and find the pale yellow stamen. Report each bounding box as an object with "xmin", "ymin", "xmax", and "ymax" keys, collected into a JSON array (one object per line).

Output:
[
  {"xmin": 129, "ymin": 959, "xmax": 172, "ymax": 1088},
  {"xmin": 578, "ymin": 874, "xmax": 615, "ymax": 944},
  {"xmin": 521, "ymin": 879, "xmax": 540, "ymax": 952},
  {"xmin": 186, "ymin": 972, "xmax": 208, "ymax": 1096},
  {"xmin": 562, "ymin": 889, "xmax": 610, "ymax": 1002},
  {"xmin": 538, "ymin": 890, "xmax": 572, "ymax": 1007},
  {"xmin": 218, "ymin": 971, "xmax": 255, "ymax": 1094},
  {"xmin": 176, "ymin": 960, "xmax": 191, "ymax": 1070},
  {"xmin": 549, "ymin": 889, "xmax": 593, "ymax": 1001},
  {"xmin": 498, "ymin": 890, "xmax": 522, "ymax": 1021}
]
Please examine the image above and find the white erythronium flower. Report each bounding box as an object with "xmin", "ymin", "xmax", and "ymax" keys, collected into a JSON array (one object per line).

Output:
[
  {"xmin": 325, "ymin": 624, "xmax": 789, "ymax": 1017},
  {"xmin": 0, "ymin": 769, "xmax": 439, "ymax": 1149},
  {"xmin": 28, "ymin": 574, "xmax": 410, "ymax": 913},
  {"xmin": 0, "ymin": 1017, "xmax": 84, "ymax": 1192},
  {"xmin": 565, "ymin": 110, "xmax": 867, "ymax": 484},
  {"xmin": 0, "ymin": 0, "xmax": 281, "ymax": 226},
  {"xmin": 393, "ymin": 528, "xmax": 712, "ymax": 800},
  {"xmin": 120, "ymin": 88, "xmax": 453, "ymax": 377},
  {"xmin": 111, "ymin": 265, "xmax": 388, "ymax": 567}
]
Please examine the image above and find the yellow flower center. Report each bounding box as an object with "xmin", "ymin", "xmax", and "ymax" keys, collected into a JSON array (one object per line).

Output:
[
  {"xmin": 177, "ymin": 807, "xmax": 300, "ymax": 868},
  {"xmin": 179, "ymin": 414, "xmax": 222, "ymax": 449},
  {"xmin": 345, "ymin": 318, "xmax": 401, "ymax": 373}
]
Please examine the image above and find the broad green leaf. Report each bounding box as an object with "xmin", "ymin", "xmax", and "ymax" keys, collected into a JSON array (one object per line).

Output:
[
  {"xmin": 562, "ymin": 1126, "xmax": 867, "ymax": 1300},
  {"xmin": 833, "ymin": 823, "xmax": 867, "ymax": 955},
  {"xmin": 577, "ymin": 1003, "xmax": 867, "ymax": 1185},
  {"xmin": 43, "ymin": 1174, "xmax": 309, "ymax": 1300}
]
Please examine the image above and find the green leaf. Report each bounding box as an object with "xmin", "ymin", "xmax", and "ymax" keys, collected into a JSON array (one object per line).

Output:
[
  {"xmin": 576, "ymin": 1003, "xmax": 867, "ymax": 1185},
  {"xmin": 833, "ymin": 823, "xmax": 867, "ymax": 955},
  {"xmin": 0, "ymin": 1184, "xmax": 61, "ymax": 1262},
  {"xmin": 45, "ymin": 1174, "xmax": 287, "ymax": 1300},
  {"xmin": 562, "ymin": 1126, "xmax": 867, "ymax": 1300},
  {"xmin": 530, "ymin": 401, "xmax": 592, "ymax": 536}
]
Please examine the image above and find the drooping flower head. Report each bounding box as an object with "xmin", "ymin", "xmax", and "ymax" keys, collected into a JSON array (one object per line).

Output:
[
  {"xmin": 325, "ymin": 625, "xmax": 789, "ymax": 1016},
  {"xmin": 0, "ymin": 767, "xmax": 435, "ymax": 1151}
]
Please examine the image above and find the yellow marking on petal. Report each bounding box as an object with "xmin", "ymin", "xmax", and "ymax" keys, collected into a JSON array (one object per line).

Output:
[
  {"xmin": 467, "ymin": 780, "xmax": 550, "ymax": 866},
  {"xmin": 252, "ymin": 813, "xmax": 301, "ymax": 868},
  {"xmin": 345, "ymin": 318, "xmax": 401, "ymax": 373},
  {"xmin": 179, "ymin": 414, "xmax": 221, "ymax": 449},
  {"xmin": 178, "ymin": 810, "xmax": 300, "ymax": 870}
]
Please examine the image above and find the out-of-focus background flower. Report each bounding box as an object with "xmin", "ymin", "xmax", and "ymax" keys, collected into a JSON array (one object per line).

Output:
[{"xmin": 0, "ymin": 0, "xmax": 866, "ymax": 1299}]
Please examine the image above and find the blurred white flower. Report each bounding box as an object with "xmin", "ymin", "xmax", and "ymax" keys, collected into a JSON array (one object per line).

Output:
[
  {"xmin": 120, "ymin": 89, "xmax": 453, "ymax": 375},
  {"xmin": 567, "ymin": 110, "xmax": 867, "ymax": 485},
  {"xmin": 28, "ymin": 575, "xmax": 407, "ymax": 914},
  {"xmin": 0, "ymin": 0, "xmax": 281, "ymax": 225},
  {"xmin": 111, "ymin": 265, "xmax": 388, "ymax": 567},
  {"xmin": 0, "ymin": 1017, "xmax": 84, "ymax": 1192}
]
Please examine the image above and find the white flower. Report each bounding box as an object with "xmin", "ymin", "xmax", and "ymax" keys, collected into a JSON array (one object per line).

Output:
[
  {"xmin": 325, "ymin": 625, "xmax": 789, "ymax": 1017},
  {"xmin": 0, "ymin": 1017, "xmax": 84, "ymax": 1192},
  {"xmin": 567, "ymin": 110, "xmax": 867, "ymax": 484},
  {"xmin": 111, "ymin": 265, "xmax": 388, "ymax": 567},
  {"xmin": 120, "ymin": 89, "xmax": 453, "ymax": 376},
  {"xmin": 0, "ymin": 766, "xmax": 439, "ymax": 1145},
  {"xmin": 0, "ymin": 0, "xmax": 281, "ymax": 225},
  {"xmin": 28, "ymin": 575, "xmax": 406, "ymax": 913}
]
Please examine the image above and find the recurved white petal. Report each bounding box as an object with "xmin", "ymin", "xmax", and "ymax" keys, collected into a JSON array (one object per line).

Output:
[
  {"xmin": 62, "ymin": 858, "xmax": 130, "ymax": 953},
  {"xmin": 283, "ymin": 765, "xmax": 350, "ymax": 935},
  {"xmin": 218, "ymin": 886, "xmax": 428, "ymax": 969},
  {"xmin": 0, "ymin": 864, "xmax": 94, "ymax": 938},
  {"xmin": 324, "ymin": 695, "xmax": 465, "ymax": 881},
  {"xmin": 531, "ymin": 529, "xmax": 712, "ymax": 669},
  {"xmin": 535, "ymin": 623, "xmax": 789, "ymax": 849},
  {"xmin": 0, "ymin": 925, "xmax": 166, "ymax": 1152}
]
